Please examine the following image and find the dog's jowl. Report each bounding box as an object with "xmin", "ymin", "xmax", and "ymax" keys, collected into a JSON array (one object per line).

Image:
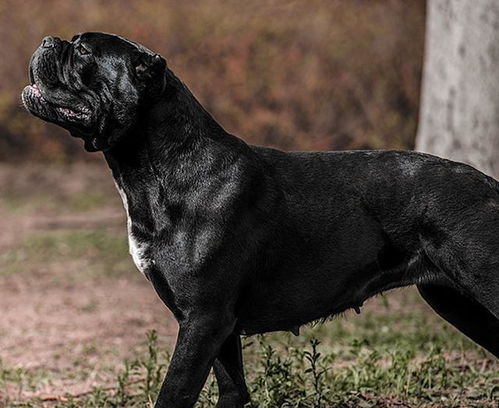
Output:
[{"xmin": 23, "ymin": 33, "xmax": 499, "ymax": 408}]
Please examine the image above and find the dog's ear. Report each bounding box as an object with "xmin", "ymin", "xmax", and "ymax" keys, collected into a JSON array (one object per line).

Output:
[{"xmin": 133, "ymin": 52, "xmax": 166, "ymax": 81}]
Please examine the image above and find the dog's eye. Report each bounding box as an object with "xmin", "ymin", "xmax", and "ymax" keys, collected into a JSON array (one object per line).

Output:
[{"xmin": 77, "ymin": 45, "xmax": 90, "ymax": 56}]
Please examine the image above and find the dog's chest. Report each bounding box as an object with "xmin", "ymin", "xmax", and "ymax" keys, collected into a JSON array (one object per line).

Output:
[{"xmin": 115, "ymin": 183, "xmax": 153, "ymax": 276}]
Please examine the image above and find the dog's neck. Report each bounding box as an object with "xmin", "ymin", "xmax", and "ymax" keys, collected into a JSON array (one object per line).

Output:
[
  {"xmin": 104, "ymin": 69, "xmax": 247, "ymax": 185},
  {"xmin": 103, "ymin": 69, "xmax": 254, "ymax": 235}
]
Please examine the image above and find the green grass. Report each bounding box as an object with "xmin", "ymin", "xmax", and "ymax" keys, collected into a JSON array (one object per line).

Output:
[
  {"xmin": 1, "ymin": 192, "xmax": 110, "ymax": 214},
  {"xmin": 0, "ymin": 229, "xmax": 130, "ymax": 278},
  {"xmin": 2, "ymin": 324, "xmax": 496, "ymax": 408},
  {"xmin": 72, "ymin": 332, "xmax": 499, "ymax": 408},
  {"xmin": 0, "ymin": 360, "xmax": 51, "ymax": 405}
]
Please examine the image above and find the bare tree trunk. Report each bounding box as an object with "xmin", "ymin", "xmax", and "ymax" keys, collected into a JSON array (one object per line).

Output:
[{"xmin": 417, "ymin": 0, "xmax": 499, "ymax": 179}]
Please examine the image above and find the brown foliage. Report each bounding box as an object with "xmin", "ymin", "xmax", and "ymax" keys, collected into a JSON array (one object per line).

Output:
[{"xmin": 0, "ymin": 0, "xmax": 425, "ymax": 161}]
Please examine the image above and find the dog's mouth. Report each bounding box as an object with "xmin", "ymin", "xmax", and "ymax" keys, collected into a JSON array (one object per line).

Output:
[{"xmin": 22, "ymin": 83, "xmax": 92, "ymax": 125}]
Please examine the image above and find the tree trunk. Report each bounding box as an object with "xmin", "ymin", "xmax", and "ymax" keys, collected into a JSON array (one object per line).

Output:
[{"xmin": 417, "ymin": 0, "xmax": 499, "ymax": 179}]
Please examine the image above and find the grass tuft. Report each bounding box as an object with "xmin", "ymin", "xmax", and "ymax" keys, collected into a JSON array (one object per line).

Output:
[{"xmin": 2, "ymin": 329, "xmax": 493, "ymax": 408}]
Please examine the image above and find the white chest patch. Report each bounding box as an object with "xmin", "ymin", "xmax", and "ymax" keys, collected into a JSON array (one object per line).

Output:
[{"xmin": 114, "ymin": 182, "xmax": 153, "ymax": 276}]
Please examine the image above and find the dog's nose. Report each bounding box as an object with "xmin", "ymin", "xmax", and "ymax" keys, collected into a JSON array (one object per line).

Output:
[{"xmin": 41, "ymin": 36, "xmax": 61, "ymax": 49}]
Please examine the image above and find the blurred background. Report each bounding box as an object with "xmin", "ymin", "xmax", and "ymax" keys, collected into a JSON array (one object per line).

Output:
[
  {"xmin": 0, "ymin": 0, "xmax": 425, "ymax": 160},
  {"xmin": 1, "ymin": 1, "xmax": 498, "ymax": 407}
]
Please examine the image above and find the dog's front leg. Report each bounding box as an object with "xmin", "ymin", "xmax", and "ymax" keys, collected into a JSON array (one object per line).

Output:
[
  {"xmin": 154, "ymin": 313, "xmax": 235, "ymax": 408},
  {"xmin": 213, "ymin": 333, "xmax": 250, "ymax": 407}
]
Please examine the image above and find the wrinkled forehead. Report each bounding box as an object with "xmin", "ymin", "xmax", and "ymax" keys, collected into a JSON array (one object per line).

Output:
[{"xmin": 72, "ymin": 32, "xmax": 152, "ymax": 57}]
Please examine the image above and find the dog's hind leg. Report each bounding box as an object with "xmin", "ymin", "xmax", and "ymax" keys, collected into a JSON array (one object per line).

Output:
[
  {"xmin": 418, "ymin": 201, "xmax": 499, "ymax": 356},
  {"xmin": 213, "ymin": 333, "xmax": 250, "ymax": 408},
  {"xmin": 417, "ymin": 284, "xmax": 499, "ymax": 357}
]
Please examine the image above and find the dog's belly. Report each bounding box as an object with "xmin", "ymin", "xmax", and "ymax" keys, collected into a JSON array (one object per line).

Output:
[
  {"xmin": 235, "ymin": 241, "xmax": 424, "ymax": 335},
  {"xmin": 236, "ymin": 283, "xmax": 359, "ymax": 335},
  {"xmin": 236, "ymin": 267, "xmax": 409, "ymax": 335},
  {"xmin": 235, "ymin": 263, "xmax": 363, "ymax": 335}
]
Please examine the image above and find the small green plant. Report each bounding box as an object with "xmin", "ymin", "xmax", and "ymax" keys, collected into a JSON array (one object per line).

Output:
[
  {"xmin": 2, "ymin": 329, "xmax": 498, "ymax": 407},
  {"xmin": 303, "ymin": 339, "xmax": 329, "ymax": 407},
  {"xmin": 251, "ymin": 335, "xmax": 308, "ymax": 407},
  {"xmin": 134, "ymin": 330, "xmax": 168, "ymax": 402}
]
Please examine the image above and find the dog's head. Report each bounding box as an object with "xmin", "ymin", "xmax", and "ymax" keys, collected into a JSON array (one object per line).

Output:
[{"xmin": 22, "ymin": 32, "xmax": 166, "ymax": 151}]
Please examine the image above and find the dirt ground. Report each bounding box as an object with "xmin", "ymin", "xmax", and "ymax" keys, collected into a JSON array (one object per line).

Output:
[{"xmin": 0, "ymin": 162, "xmax": 178, "ymax": 400}]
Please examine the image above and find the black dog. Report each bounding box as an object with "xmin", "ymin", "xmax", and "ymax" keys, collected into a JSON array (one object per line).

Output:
[{"xmin": 22, "ymin": 33, "xmax": 498, "ymax": 407}]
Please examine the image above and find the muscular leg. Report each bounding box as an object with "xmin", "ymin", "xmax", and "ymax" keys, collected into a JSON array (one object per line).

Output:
[
  {"xmin": 214, "ymin": 333, "xmax": 250, "ymax": 408},
  {"xmin": 154, "ymin": 313, "xmax": 235, "ymax": 408},
  {"xmin": 417, "ymin": 284, "xmax": 499, "ymax": 357}
]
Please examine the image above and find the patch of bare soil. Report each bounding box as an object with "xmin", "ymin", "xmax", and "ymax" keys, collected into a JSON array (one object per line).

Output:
[
  {"xmin": 0, "ymin": 272, "xmax": 177, "ymax": 397},
  {"xmin": 0, "ymin": 162, "xmax": 178, "ymax": 400},
  {"xmin": 0, "ymin": 161, "xmax": 120, "ymax": 249}
]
